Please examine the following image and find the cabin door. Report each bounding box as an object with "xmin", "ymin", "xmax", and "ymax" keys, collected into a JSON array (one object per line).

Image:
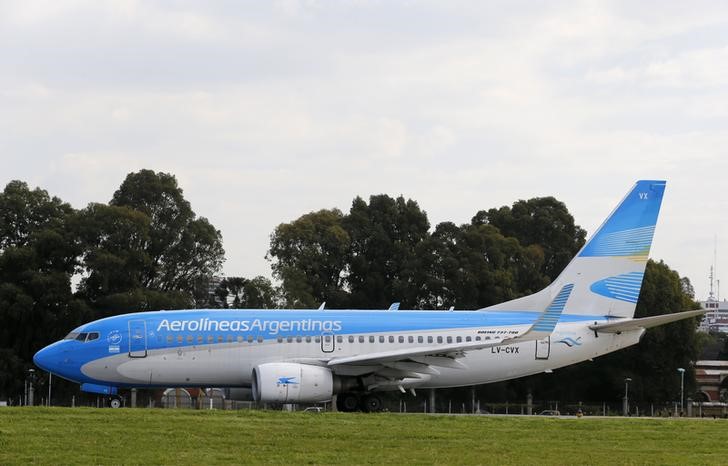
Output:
[
  {"xmin": 535, "ymin": 336, "xmax": 550, "ymax": 360},
  {"xmin": 128, "ymin": 320, "xmax": 148, "ymax": 358},
  {"xmin": 321, "ymin": 332, "xmax": 335, "ymax": 353}
]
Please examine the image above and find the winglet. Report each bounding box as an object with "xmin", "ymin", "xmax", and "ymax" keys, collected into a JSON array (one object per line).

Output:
[
  {"xmin": 517, "ymin": 284, "xmax": 573, "ymax": 340},
  {"xmin": 388, "ymin": 302, "xmax": 400, "ymax": 311}
]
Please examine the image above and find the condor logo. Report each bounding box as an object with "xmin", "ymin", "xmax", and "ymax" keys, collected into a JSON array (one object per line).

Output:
[{"xmin": 277, "ymin": 377, "xmax": 298, "ymax": 386}]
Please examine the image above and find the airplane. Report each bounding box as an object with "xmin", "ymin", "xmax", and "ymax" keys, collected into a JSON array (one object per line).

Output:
[{"xmin": 34, "ymin": 180, "xmax": 704, "ymax": 411}]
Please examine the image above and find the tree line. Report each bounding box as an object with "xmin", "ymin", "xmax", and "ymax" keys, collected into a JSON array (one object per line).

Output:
[{"xmin": 0, "ymin": 169, "xmax": 702, "ymax": 404}]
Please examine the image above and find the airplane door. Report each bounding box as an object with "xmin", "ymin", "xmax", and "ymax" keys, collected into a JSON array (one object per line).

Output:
[
  {"xmin": 129, "ymin": 320, "xmax": 148, "ymax": 358},
  {"xmin": 321, "ymin": 332, "xmax": 335, "ymax": 353},
  {"xmin": 535, "ymin": 336, "xmax": 550, "ymax": 360}
]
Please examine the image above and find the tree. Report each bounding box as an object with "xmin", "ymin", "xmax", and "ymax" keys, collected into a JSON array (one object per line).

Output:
[
  {"xmin": 0, "ymin": 181, "xmax": 91, "ymax": 399},
  {"xmin": 344, "ymin": 195, "xmax": 430, "ymax": 309},
  {"xmin": 109, "ymin": 170, "xmax": 225, "ymax": 296},
  {"xmin": 474, "ymin": 197, "xmax": 586, "ymax": 281},
  {"xmin": 75, "ymin": 203, "xmax": 151, "ymax": 302},
  {"xmin": 268, "ymin": 209, "xmax": 350, "ymax": 308},
  {"xmin": 211, "ymin": 276, "xmax": 278, "ymax": 309},
  {"xmin": 426, "ymin": 221, "xmax": 549, "ymax": 309}
]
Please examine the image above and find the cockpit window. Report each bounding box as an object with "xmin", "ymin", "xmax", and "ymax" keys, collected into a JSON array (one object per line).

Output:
[
  {"xmin": 86, "ymin": 332, "xmax": 99, "ymax": 342},
  {"xmin": 64, "ymin": 332, "xmax": 80, "ymax": 340},
  {"xmin": 76, "ymin": 333, "xmax": 88, "ymax": 342}
]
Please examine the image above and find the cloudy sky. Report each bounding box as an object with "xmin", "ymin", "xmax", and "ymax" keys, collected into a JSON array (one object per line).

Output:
[{"xmin": 2, "ymin": 0, "xmax": 728, "ymax": 301}]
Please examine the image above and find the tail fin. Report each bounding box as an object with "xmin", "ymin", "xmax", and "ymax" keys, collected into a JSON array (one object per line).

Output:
[{"xmin": 484, "ymin": 180, "xmax": 666, "ymax": 318}]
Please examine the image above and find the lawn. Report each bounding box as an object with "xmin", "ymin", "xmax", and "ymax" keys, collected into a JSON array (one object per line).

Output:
[{"xmin": 1, "ymin": 408, "xmax": 726, "ymax": 465}]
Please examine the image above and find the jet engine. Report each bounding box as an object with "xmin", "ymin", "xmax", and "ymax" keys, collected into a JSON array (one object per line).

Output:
[{"xmin": 252, "ymin": 363, "xmax": 334, "ymax": 403}]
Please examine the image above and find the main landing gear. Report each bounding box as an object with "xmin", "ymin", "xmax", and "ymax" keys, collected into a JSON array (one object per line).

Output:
[{"xmin": 336, "ymin": 393, "xmax": 383, "ymax": 412}]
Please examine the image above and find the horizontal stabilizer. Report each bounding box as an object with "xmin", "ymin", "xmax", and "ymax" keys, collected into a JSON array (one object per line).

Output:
[{"xmin": 588, "ymin": 309, "xmax": 705, "ymax": 333}]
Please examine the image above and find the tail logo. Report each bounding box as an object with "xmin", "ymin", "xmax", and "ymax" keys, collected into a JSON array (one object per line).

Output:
[{"xmin": 590, "ymin": 272, "xmax": 644, "ymax": 303}]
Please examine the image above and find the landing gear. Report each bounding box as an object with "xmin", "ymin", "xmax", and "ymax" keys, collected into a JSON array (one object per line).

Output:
[
  {"xmin": 337, "ymin": 393, "xmax": 360, "ymax": 412},
  {"xmin": 361, "ymin": 395, "xmax": 383, "ymax": 413},
  {"xmin": 108, "ymin": 395, "xmax": 123, "ymax": 409},
  {"xmin": 336, "ymin": 393, "xmax": 383, "ymax": 412}
]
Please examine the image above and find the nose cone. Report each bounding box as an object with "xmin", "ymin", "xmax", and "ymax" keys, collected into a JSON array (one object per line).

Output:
[{"xmin": 33, "ymin": 344, "xmax": 56, "ymax": 372}]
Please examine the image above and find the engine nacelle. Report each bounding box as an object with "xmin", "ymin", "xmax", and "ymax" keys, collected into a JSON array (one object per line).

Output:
[{"xmin": 252, "ymin": 363, "xmax": 334, "ymax": 403}]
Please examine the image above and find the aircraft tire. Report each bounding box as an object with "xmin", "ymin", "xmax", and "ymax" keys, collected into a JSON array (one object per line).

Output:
[
  {"xmin": 337, "ymin": 393, "xmax": 360, "ymax": 412},
  {"xmin": 361, "ymin": 395, "xmax": 382, "ymax": 413},
  {"xmin": 108, "ymin": 395, "xmax": 122, "ymax": 409}
]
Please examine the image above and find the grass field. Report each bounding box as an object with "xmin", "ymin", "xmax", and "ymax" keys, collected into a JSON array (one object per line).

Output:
[{"xmin": 1, "ymin": 408, "xmax": 727, "ymax": 465}]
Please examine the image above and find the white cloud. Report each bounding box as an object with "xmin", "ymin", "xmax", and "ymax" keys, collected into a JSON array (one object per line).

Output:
[{"xmin": 2, "ymin": 1, "xmax": 728, "ymax": 300}]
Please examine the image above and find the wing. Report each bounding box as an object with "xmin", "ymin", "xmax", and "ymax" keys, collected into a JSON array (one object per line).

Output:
[{"xmin": 322, "ymin": 285, "xmax": 574, "ymax": 390}]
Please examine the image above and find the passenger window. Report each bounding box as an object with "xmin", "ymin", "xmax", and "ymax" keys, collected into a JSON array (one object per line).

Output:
[
  {"xmin": 418, "ymin": 336, "xmax": 424, "ymax": 343},
  {"xmin": 369, "ymin": 336, "xmax": 375, "ymax": 343},
  {"xmin": 408, "ymin": 336, "xmax": 414, "ymax": 343},
  {"xmin": 437, "ymin": 336, "xmax": 443, "ymax": 344},
  {"xmin": 227, "ymin": 335, "xmax": 233, "ymax": 343},
  {"xmin": 398, "ymin": 336, "xmax": 404, "ymax": 343},
  {"xmin": 277, "ymin": 336, "xmax": 283, "ymax": 343},
  {"xmin": 456, "ymin": 336, "xmax": 462, "ymax": 343},
  {"xmin": 476, "ymin": 336, "xmax": 481, "ymax": 341},
  {"xmin": 447, "ymin": 336, "xmax": 452, "ymax": 344},
  {"xmin": 257, "ymin": 336, "xmax": 263, "ymax": 343},
  {"xmin": 207, "ymin": 335, "xmax": 214, "ymax": 343},
  {"xmin": 167, "ymin": 335, "xmax": 173, "ymax": 344},
  {"xmin": 306, "ymin": 336, "xmax": 312, "ymax": 343},
  {"xmin": 379, "ymin": 336, "xmax": 385, "ymax": 343},
  {"xmin": 349, "ymin": 336, "xmax": 355, "ymax": 343},
  {"xmin": 315, "ymin": 336, "xmax": 321, "ymax": 343},
  {"xmin": 237, "ymin": 336, "xmax": 243, "ymax": 343},
  {"xmin": 247, "ymin": 335, "xmax": 254, "ymax": 343},
  {"xmin": 427, "ymin": 336, "xmax": 433, "ymax": 344},
  {"xmin": 388, "ymin": 336, "xmax": 395, "ymax": 343},
  {"xmin": 466, "ymin": 336, "xmax": 472, "ymax": 342},
  {"xmin": 197, "ymin": 335, "xmax": 203, "ymax": 344},
  {"xmin": 337, "ymin": 336, "xmax": 343, "ymax": 343},
  {"xmin": 325, "ymin": 335, "xmax": 331, "ymax": 342},
  {"xmin": 485, "ymin": 336, "xmax": 491, "ymax": 340},
  {"xmin": 359, "ymin": 336, "xmax": 365, "ymax": 343},
  {"xmin": 177, "ymin": 335, "xmax": 183, "ymax": 344},
  {"xmin": 287, "ymin": 336, "xmax": 293, "ymax": 343},
  {"xmin": 186, "ymin": 335, "xmax": 193, "ymax": 343},
  {"xmin": 217, "ymin": 335, "xmax": 223, "ymax": 343},
  {"xmin": 296, "ymin": 336, "xmax": 302, "ymax": 343}
]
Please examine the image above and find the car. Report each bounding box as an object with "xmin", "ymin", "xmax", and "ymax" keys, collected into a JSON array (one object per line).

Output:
[
  {"xmin": 538, "ymin": 410, "xmax": 560, "ymax": 416},
  {"xmin": 303, "ymin": 406, "xmax": 323, "ymax": 413}
]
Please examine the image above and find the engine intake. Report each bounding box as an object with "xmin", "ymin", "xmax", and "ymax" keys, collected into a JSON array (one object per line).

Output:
[{"xmin": 252, "ymin": 363, "xmax": 334, "ymax": 403}]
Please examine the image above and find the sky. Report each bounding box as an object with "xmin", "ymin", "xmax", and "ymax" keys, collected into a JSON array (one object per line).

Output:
[{"xmin": 2, "ymin": 0, "xmax": 728, "ymax": 302}]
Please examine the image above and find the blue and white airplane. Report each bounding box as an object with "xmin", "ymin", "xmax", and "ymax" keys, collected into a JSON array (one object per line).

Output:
[{"xmin": 34, "ymin": 180, "xmax": 703, "ymax": 411}]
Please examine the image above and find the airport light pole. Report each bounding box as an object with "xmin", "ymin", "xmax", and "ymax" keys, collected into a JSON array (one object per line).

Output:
[
  {"xmin": 677, "ymin": 368, "xmax": 685, "ymax": 414},
  {"xmin": 27, "ymin": 369, "xmax": 35, "ymax": 406},
  {"xmin": 623, "ymin": 377, "xmax": 632, "ymax": 416}
]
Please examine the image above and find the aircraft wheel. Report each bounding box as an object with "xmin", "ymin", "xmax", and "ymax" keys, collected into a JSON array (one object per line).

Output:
[
  {"xmin": 362, "ymin": 395, "xmax": 382, "ymax": 413},
  {"xmin": 109, "ymin": 395, "xmax": 122, "ymax": 409},
  {"xmin": 337, "ymin": 393, "xmax": 360, "ymax": 412}
]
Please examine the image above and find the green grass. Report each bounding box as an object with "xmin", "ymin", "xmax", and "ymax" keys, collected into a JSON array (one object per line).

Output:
[{"xmin": 1, "ymin": 408, "xmax": 727, "ymax": 465}]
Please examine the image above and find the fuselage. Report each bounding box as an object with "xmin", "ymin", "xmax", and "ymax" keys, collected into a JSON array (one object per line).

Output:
[{"xmin": 34, "ymin": 308, "xmax": 643, "ymax": 392}]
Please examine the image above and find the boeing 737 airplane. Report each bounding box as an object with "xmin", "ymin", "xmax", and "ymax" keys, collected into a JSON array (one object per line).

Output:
[{"xmin": 34, "ymin": 180, "xmax": 703, "ymax": 411}]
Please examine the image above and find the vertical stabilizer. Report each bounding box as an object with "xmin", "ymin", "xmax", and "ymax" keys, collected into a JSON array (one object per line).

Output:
[{"xmin": 484, "ymin": 180, "xmax": 666, "ymax": 318}]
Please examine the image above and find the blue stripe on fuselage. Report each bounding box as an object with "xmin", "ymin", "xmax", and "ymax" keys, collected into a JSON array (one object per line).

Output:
[{"xmin": 76, "ymin": 309, "xmax": 601, "ymax": 352}]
